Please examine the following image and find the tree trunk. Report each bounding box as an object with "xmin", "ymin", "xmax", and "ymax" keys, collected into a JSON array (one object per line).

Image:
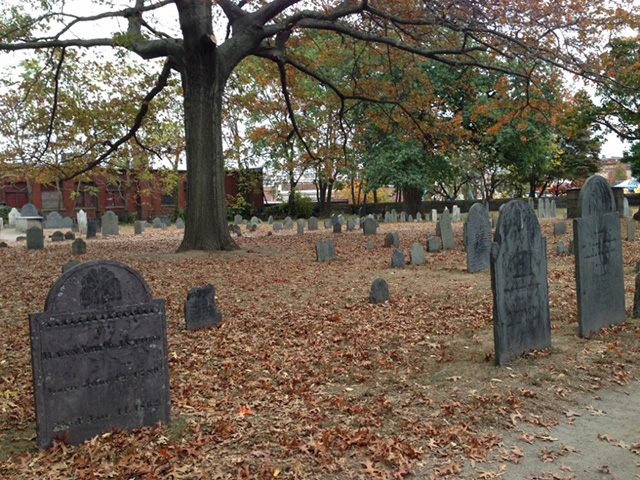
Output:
[
  {"xmin": 403, "ymin": 185, "xmax": 423, "ymax": 216},
  {"xmin": 176, "ymin": 1, "xmax": 237, "ymax": 252}
]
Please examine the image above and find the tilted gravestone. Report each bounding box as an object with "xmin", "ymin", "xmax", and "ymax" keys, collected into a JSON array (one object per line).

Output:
[
  {"xmin": 627, "ymin": 219, "xmax": 635, "ymax": 242},
  {"xmin": 465, "ymin": 203, "xmax": 492, "ymax": 273},
  {"xmin": 573, "ymin": 175, "xmax": 626, "ymax": 337},
  {"xmin": 362, "ymin": 217, "xmax": 377, "ymax": 235},
  {"xmin": 27, "ymin": 227, "xmax": 44, "ymax": 250},
  {"xmin": 426, "ymin": 235, "xmax": 441, "ymax": 252},
  {"xmin": 101, "ymin": 211, "xmax": 119, "ymax": 236},
  {"xmin": 439, "ymin": 208, "xmax": 455, "ymax": 250},
  {"xmin": 369, "ymin": 278, "xmax": 390, "ymax": 304},
  {"xmin": 391, "ymin": 248, "xmax": 404, "ymax": 268},
  {"xmin": 316, "ymin": 238, "xmax": 336, "ymax": 262},
  {"xmin": 409, "ymin": 243, "xmax": 426, "ymax": 265},
  {"xmin": 29, "ymin": 260, "xmax": 171, "ymax": 449},
  {"xmin": 45, "ymin": 212, "xmax": 64, "ymax": 229},
  {"xmin": 184, "ymin": 284, "xmax": 223, "ymax": 331},
  {"xmin": 553, "ymin": 222, "xmax": 567, "ymax": 236},
  {"xmin": 308, "ymin": 216, "xmax": 318, "ymax": 231},
  {"xmin": 491, "ymin": 200, "xmax": 551, "ymax": 365},
  {"xmin": 72, "ymin": 238, "xmax": 86, "ymax": 255}
]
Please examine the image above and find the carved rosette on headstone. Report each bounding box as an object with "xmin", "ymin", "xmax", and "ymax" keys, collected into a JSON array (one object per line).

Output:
[
  {"xmin": 490, "ymin": 200, "xmax": 551, "ymax": 365},
  {"xmin": 465, "ymin": 203, "xmax": 491, "ymax": 273},
  {"xmin": 573, "ymin": 175, "xmax": 626, "ymax": 337},
  {"xmin": 29, "ymin": 260, "xmax": 171, "ymax": 449}
]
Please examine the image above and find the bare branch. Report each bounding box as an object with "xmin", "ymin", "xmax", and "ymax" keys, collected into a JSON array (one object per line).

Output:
[{"xmin": 38, "ymin": 47, "xmax": 66, "ymax": 162}]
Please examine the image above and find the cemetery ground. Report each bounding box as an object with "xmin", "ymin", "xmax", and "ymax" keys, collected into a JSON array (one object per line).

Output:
[{"xmin": 0, "ymin": 218, "xmax": 639, "ymax": 479}]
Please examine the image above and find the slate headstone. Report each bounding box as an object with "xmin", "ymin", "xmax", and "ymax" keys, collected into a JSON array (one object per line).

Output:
[
  {"xmin": 358, "ymin": 206, "xmax": 366, "ymax": 218},
  {"xmin": 234, "ymin": 214, "xmax": 243, "ymax": 225},
  {"xmin": 86, "ymin": 219, "xmax": 98, "ymax": 238},
  {"xmin": 416, "ymin": 212, "xmax": 422, "ymax": 222},
  {"xmin": 184, "ymin": 284, "xmax": 223, "ymax": 331},
  {"xmin": 324, "ymin": 219, "xmax": 331, "ymax": 229},
  {"xmin": 250, "ymin": 216, "xmax": 260, "ymax": 225},
  {"xmin": 153, "ymin": 217, "xmax": 163, "ymax": 228},
  {"xmin": 409, "ymin": 243, "xmax": 426, "ymax": 265},
  {"xmin": 62, "ymin": 259, "xmax": 81, "ymax": 273},
  {"xmin": 390, "ymin": 209, "xmax": 398, "ymax": 223},
  {"xmin": 369, "ymin": 278, "xmax": 390, "ymax": 304},
  {"xmin": 330, "ymin": 214, "xmax": 339, "ymax": 226},
  {"xmin": 21, "ymin": 203, "xmax": 39, "ymax": 217},
  {"xmin": 550, "ymin": 200, "xmax": 557, "ymax": 218},
  {"xmin": 624, "ymin": 197, "xmax": 631, "ymax": 218},
  {"xmin": 384, "ymin": 233, "xmax": 395, "ymax": 247},
  {"xmin": 491, "ymin": 200, "xmax": 551, "ymax": 365},
  {"xmin": 308, "ymin": 216, "xmax": 318, "ymax": 231},
  {"xmin": 439, "ymin": 208, "xmax": 455, "ymax": 250},
  {"xmin": 297, "ymin": 219, "xmax": 305, "ymax": 236},
  {"xmin": 64, "ymin": 231, "xmax": 75, "ymax": 240},
  {"xmin": 465, "ymin": 203, "xmax": 491, "ymax": 273},
  {"xmin": 101, "ymin": 211, "xmax": 119, "ymax": 236},
  {"xmin": 134, "ymin": 221, "xmax": 143, "ymax": 235},
  {"xmin": 573, "ymin": 175, "xmax": 626, "ymax": 337},
  {"xmin": 362, "ymin": 217, "xmax": 377, "ymax": 235},
  {"xmin": 62, "ymin": 217, "xmax": 73, "ymax": 229},
  {"xmin": 72, "ymin": 238, "xmax": 86, "ymax": 255},
  {"xmin": 176, "ymin": 218, "xmax": 185, "ymax": 230},
  {"xmin": 230, "ymin": 224, "xmax": 242, "ymax": 237},
  {"xmin": 400, "ymin": 211, "xmax": 407, "ymax": 223},
  {"xmin": 283, "ymin": 217, "xmax": 294, "ymax": 229},
  {"xmin": 452, "ymin": 205, "xmax": 461, "ymax": 223},
  {"xmin": 365, "ymin": 241, "xmax": 374, "ymax": 250},
  {"xmin": 346, "ymin": 219, "xmax": 355, "ymax": 231},
  {"xmin": 27, "ymin": 227, "xmax": 44, "ymax": 250},
  {"xmin": 333, "ymin": 222, "xmax": 342, "ymax": 234},
  {"xmin": 628, "ymin": 219, "xmax": 636, "ymax": 242},
  {"xmin": 268, "ymin": 215, "xmax": 274, "ymax": 225},
  {"xmin": 51, "ymin": 231, "xmax": 65, "ymax": 242},
  {"xmin": 431, "ymin": 209, "xmax": 437, "ymax": 223},
  {"xmin": 391, "ymin": 248, "xmax": 404, "ymax": 268},
  {"xmin": 316, "ymin": 238, "xmax": 336, "ymax": 262},
  {"xmin": 45, "ymin": 212, "xmax": 64, "ymax": 229},
  {"xmin": 553, "ymin": 222, "xmax": 567, "ymax": 236},
  {"xmin": 557, "ymin": 240, "xmax": 569, "ymax": 255},
  {"xmin": 427, "ymin": 235, "xmax": 441, "ymax": 252},
  {"xmin": 273, "ymin": 223, "xmax": 282, "ymax": 231},
  {"xmin": 28, "ymin": 259, "xmax": 171, "ymax": 449}
]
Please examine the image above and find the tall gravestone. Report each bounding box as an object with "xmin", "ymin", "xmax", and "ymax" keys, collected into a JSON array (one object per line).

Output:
[
  {"xmin": 184, "ymin": 284, "xmax": 223, "ymax": 330},
  {"xmin": 27, "ymin": 226, "xmax": 44, "ymax": 250},
  {"xmin": 176, "ymin": 218, "xmax": 185, "ymax": 230},
  {"xmin": 439, "ymin": 208, "xmax": 455, "ymax": 250},
  {"xmin": 308, "ymin": 216, "xmax": 318, "ymax": 231},
  {"xmin": 391, "ymin": 248, "xmax": 405, "ymax": 268},
  {"xmin": 29, "ymin": 260, "xmax": 171, "ymax": 449},
  {"xmin": 491, "ymin": 200, "xmax": 551, "ymax": 365},
  {"xmin": 77, "ymin": 210, "xmax": 87, "ymax": 235},
  {"xmin": 316, "ymin": 238, "xmax": 336, "ymax": 262},
  {"xmin": 573, "ymin": 175, "xmax": 626, "ymax": 337},
  {"xmin": 297, "ymin": 219, "xmax": 305, "ymax": 235},
  {"xmin": 465, "ymin": 203, "xmax": 491, "ymax": 273},
  {"xmin": 101, "ymin": 211, "xmax": 119, "ymax": 236},
  {"xmin": 627, "ymin": 219, "xmax": 636, "ymax": 242},
  {"xmin": 409, "ymin": 243, "xmax": 426, "ymax": 265},
  {"xmin": 362, "ymin": 217, "xmax": 377, "ymax": 235},
  {"xmin": 86, "ymin": 219, "xmax": 98, "ymax": 238},
  {"xmin": 431, "ymin": 209, "xmax": 437, "ymax": 222},
  {"xmin": 8, "ymin": 207, "xmax": 19, "ymax": 227}
]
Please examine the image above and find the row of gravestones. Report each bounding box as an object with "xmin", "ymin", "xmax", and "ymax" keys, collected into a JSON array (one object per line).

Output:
[{"xmin": 29, "ymin": 259, "xmax": 224, "ymax": 449}]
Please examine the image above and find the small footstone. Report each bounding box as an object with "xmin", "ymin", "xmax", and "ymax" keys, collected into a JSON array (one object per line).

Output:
[
  {"xmin": 369, "ymin": 278, "xmax": 390, "ymax": 304},
  {"xmin": 557, "ymin": 241, "xmax": 569, "ymax": 255},
  {"xmin": 366, "ymin": 241, "xmax": 374, "ymax": 250},
  {"xmin": 553, "ymin": 222, "xmax": 566, "ymax": 236}
]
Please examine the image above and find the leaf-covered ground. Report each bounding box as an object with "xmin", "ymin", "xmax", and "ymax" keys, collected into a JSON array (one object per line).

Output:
[{"xmin": 0, "ymin": 218, "xmax": 639, "ymax": 479}]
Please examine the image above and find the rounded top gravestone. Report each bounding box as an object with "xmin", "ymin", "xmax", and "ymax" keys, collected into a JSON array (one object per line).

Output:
[
  {"xmin": 577, "ymin": 175, "xmax": 616, "ymax": 218},
  {"xmin": 493, "ymin": 200, "xmax": 542, "ymax": 247}
]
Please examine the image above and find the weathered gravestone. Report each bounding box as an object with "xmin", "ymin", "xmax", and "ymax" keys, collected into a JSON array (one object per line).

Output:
[
  {"xmin": 624, "ymin": 197, "xmax": 631, "ymax": 218},
  {"xmin": 553, "ymin": 222, "xmax": 567, "ymax": 236},
  {"xmin": 175, "ymin": 218, "xmax": 185, "ymax": 230},
  {"xmin": 27, "ymin": 227, "xmax": 44, "ymax": 250},
  {"xmin": 400, "ymin": 211, "xmax": 407, "ymax": 223},
  {"xmin": 62, "ymin": 259, "xmax": 81, "ymax": 273},
  {"xmin": 184, "ymin": 284, "xmax": 223, "ymax": 331},
  {"xmin": 8, "ymin": 207, "xmax": 19, "ymax": 227},
  {"xmin": 72, "ymin": 238, "xmax": 86, "ymax": 255},
  {"xmin": 308, "ymin": 216, "xmax": 318, "ymax": 231},
  {"xmin": 333, "ymin": 223, "xmax": 342, "ymax": 234},
  {"xmin": 134, "ymin": 221, "xmax": 144, "ymax": 235},
  {"xmin": 537, "ymin": 199, "xmax": 545, "ymax": 218},
  {"xmin": 45, "ymin": 212, "xmax": 64, "ymax": 229},
  {"xmin": 316, "ymin": 238, "xmax": 336, "ymax": 262},
  {"xmin": 16, "ymin": 204, "xmax": 43, "ymax": 233},
  {"xmin": 323, "ymin": 219, "xmax": 331, "ymax": 229},
  {"xmin": 346, "ymin": 219, "xmax": 355, "ymax": 231},
  {"xmin": 390, "ymin": 209, "xmax": 398, "ymax": 223},
  {"xmin": 153, "ymin": 217, "xmax": 163, "ymax": 228},
  {"xmin": 51, "ymin": 231, "xmax": 65, "ymax": 242},
  {"xmin": 283, "ymin": 217, "xmax": 294, "ymax": 230},
  {"xmin": 297, "ymin": 219, "xmax": 305, "ymax": 236},
  {"xmin": 229, "ymin": 224, "xmax": 242, "ymax": 237},
  {"xmin": 391, "ymin": 248, "xmax": 404, "ymax": 268},
  {"xmin": 65, "ymin": 231, "xmax": 75, "ymax": 240},
  {"xmin": 573, "ymin": 175, "xmax": 626, "ymax": 337},
  {"xmin": 21, "ymin": 203, "xmax": 39, "ymax": 217},
  {"xmin": 439, "ymin": 208, "xmax": 455, "ymax": 250},
  {"xmin": 465, "ymin": 203, "xmax": 492, "ymax": 273},
  {"xmin": 550, "ymin": 200, "xmax": 557, "ymax": 218},
  {"xmin": 369, "ymin": 278, "xmax": 390, "ymax": 304},
  {"xmin": 557, "ymin": 240, "xmax": 569, "ymax": 255},
  {"xmin": 273, "ymin": 223, "xmax": 283, "ymax": 231},
  {"xmin": 234, "ymin": 214, "xmax": 243, "ymax": 225},
  {"xmin": 491, "ymin": 200, "xmax": 551, "ymax": 365},
  {"xmin": 427, "ymin": 235, "xmax": 441, "ymax": 252},
  {"xmin": 431, "ymin": 209, "xmax": 437, "ymax": 223},
  {"xmin": 627, "ymin": 219, "xmax": 636, "ymax": 242},
  {"xmin": 365, "ymin": 241, "xmax": 374, "ymax": 250},
  {"xmin": 634, "ymin": 274, "xmax": 640, "ymax": 319},
  {"xmin": 101, "ymin": 211, "xmax": 119, "ymax": 236},
  {"xmin": 362, "ymin": 217, "xmax": 377, "ymax": 235},
  {"xmin": 268, "ymin": 215, "xmax": 274, "ymax": 225},
  {"xmin": 86, "ymin": 219, "xmax": 98, "ymax": 238},
  {"xmin": 62, "ymin": 217, "xmax": 73, "ymax": 229},
  {"xmin": 77, "ymin": 210, "xmax": 87, "ymax": 235},
  {"xmin": 29, "ymin": 260, "xmax": 171, "ymax": 449},
  {"xmin": 160, "ymin": 216, "xmax": 171, "ymax": 227},
  {"xmin": 409, "ymin": 243, "xmax": 426, "ymax": 265},
  {"xmin": 384, "ymin": 233, "xmax": 395, "ymax": 247},
  {"xmin": 416, "ymin": 212, "xmax": 422, "ymax": 222}
]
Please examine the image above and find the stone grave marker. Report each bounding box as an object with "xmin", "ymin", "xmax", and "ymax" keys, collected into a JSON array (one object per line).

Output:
[
  {"xmin": 333, "ymin": 222, "xmax": 342, "ymax": 234},
  {"xmin": 624, "ymin": 197, "xmax": 631, "ymax": 217},
  {"xmin": 64, "ymin": 231, "xmax": 75, "ymax": 240},
  {"xmin": 362, "ymin": 217, "xmax": 377, "ymax": 235},
  {"xmin": 557, "ymin": 241, "xmax": 569, "ymax": 255},
  {"xmin": 358, "ymin": 206, "xmax": 366, "ymax": 218},
  {"xmin": 390, "ymin": 209, "xmax": 398, "ymax": 223},
  {"xmin": 249, "ymin": 224, "xmax": 257, "ymax": 232},
  {"xmin": 528, "ymin": 197, "xmax": 534, "ymax": 210},
  {"xmin": 537, "ymin": 199, "xmax": 545, "ymax": 218},
  {"xmin": 51, "ymin": 231, "xmax": 65, "ymax": 242},
  {"xmin": 316, "ymin": 238, "xmax": 336, "ymax": 262},
  {"xmin": 408, "ymin": 214, "xmax": 413, "ymax": 223},
  {"xmin": 410, "ymin": 243, "xmax": 425, "ymax": 265},
  {"xmin": 465, "ymin": 203, "xmax": 491, "ymax": 273},
  {"xmin": 77, "ymin": 210, "xmax": 87, "ymax": 234},
  {"xmin": 369, "ymin": 278, "xmax": 390, "ymax": 304},
  {"xmin": 134, "ymin": 221, "xmax": 143, "ymax": 235},
  {"xmin": 153, "ymin": 217, "xmax": 163, "ymax": 228},
  {"xmin": 634, "ymin": 274, "xmax": 640, "ymax": 319},
  {"xmin": 628, "ymin": 219, "xmax": 636, "ymax": 242},
  {"xmin": 439, "ymin": 208, "xmax": 455, "ymax": 250},
  {"xmin": 62, "ymin": 217, "xmax": 73, "ymax": 229},
  {"xmin": 9, "ymin": 207, "xmax": 19, "ymax": 227},
  {"xmin": 573, "ymin": 175, "xmax": 626, "ymax": 337},
  {"xmin": 553, "ymin": 222, "xmax": 566, "ymax": 235},
  {"xmin": 330, "ymin": 214, "xmax": 339, "ymax": 226},
  {"xmin": 452, "ymin": 205, "xmax": 461, "ymax": 223},
  {"xmin": 308, "ymin": 216, "xmax": 318, "ymax": 231},
  {"xmin": 184, "ymin": 284, "xmax": 223, "ymax": 331},
  {"xmin": 21, "ymin": 203, "xmax": 39, "ymax": 217},
  {"xmin": 234, "ymin": 214, "xmax": 243, "ymax": 225},
  {"xmin": 29, "ymin": 259, "xmax": 171, "ymax": 449},
  {"xmin": 323, "ymin": 219, "xmax": 331, "ymax": 229},
  {"xmin": 338, "ymin": 214, "xmax": 345, "ymax": 226},
  {"xmin": 283, "ymin": 217, "xmax": 294, "ymax": 229},
  {"xmin": 384, "ymin": 233, "xmax": 394, "ymax": 247},
  {"xmin": 491, "ymin": 200, "xmax": 551, "ymax": 365},
  {"xmin": 160, "ymin": 216, "xmax": 171, "ymax": 227},
  {"xmin": 62, "ymin": 259, "xmax": 81, "ymax": 273},
  {"xmin": 391, "ymin": 248, "xmax": 404, "ymax": 268},
  {"xmin": 297, "ymin": 219, "xmax": 305, "ymax": 235},
  {"xmin": 431, "ymin": 209, "xmax": 437, "ymax": 222},
  {"xmin": 273, "ymin": 223, "xmax": 282, "ymax": 231},
  {"xmin": 551, "ymin": 200, "xmax": 557, "ymax": 218},
  {"xmin": 346, "ymin": 219, "xmax": 355, "ymax": 231},
  {"xmin": 427, "ymin": 235, "xmax": 441, "ymax": 252},
  {"xmin": 176, "ymin": 218, "xmax": 185, "ymax": 230},
  {"xmin": 27, "ymin": 227, "xmax": 44, "ymax": 250},
  {"xmin": 400, "ymin": 211, "xmax": 407, "ymax": 222},
  {"xmin": 268, "ymin": 215, "xmax": 274, "ymax": 225},
  {"xmin": 45, "ymin": 212, "xmax": 64, "ymax": 229},
  {"xmin": 86, "ymin": 219, "xmax": 98, "ymax": 238},
  {"xmin": 101, "ymin": 212, "xmax": 119, "ymax": 236},
  {"xmin": 366, "ymin": 241, "xmax": 374, "ymax": 250},
  {"xmin": 250, "ymin": 216, "xmax": 260, "ymax": 225},
  {"xmin": 72, "ymin": 238, "xmax": 86, "ymax": 255},
  {"xmin": 230, "ymin": 224, "xmax": 242, "ymax": 236},
  {"xmin": 384, "ymin": 212, "xmax": 391, "ymax": 223},
  {"xmin": 416, "ymin": 212, "xmax": 422, "ymax": 222}
]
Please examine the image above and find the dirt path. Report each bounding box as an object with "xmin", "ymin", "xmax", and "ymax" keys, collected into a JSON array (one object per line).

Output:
[{"xmin": 463, "ymin": 381, "xmax": 640, "ymax": 479}]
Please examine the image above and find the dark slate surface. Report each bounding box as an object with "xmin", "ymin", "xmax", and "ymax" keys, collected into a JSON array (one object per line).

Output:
[
  {"xmin": 465, "ymin": 203, "xmax": 492, "ymax": 273},
  {"xmin": 29, "ymin": 260, "xmax": 170, "ymax": 449},
  {"xmin": 573, "ymin": 175, "xmax": 626, "ymax": 337},
  {"xmin": 72, "ymin": 238, "xmax": 86, "ymax": 255},
  {"xmin": 51, "ymin": 231, "xmax": 65, "ymax": 242},
  {"xmin": 134, "ymin": 221, "xmax": 143, "ymax": 235},
  {"xmin": 184, "ymin": 284, "xmax": 223, "ymax": 331},
  {"xmin": 491, "ymin": 200, "xmax": 550, "ymax": 365},
  {"xmin": 316, "ymin": 238, "xmax": 336, "ymax": 262},
  {"xmin": 553, "ymin": 222, "xmax": 567, "ymax": 236},
  {"xmin": 26, "ymin": 227, "xmax": 44, "ymax": 250},
  {"xmin": 391, "ymin": 248, "xmax": 404, "ymax": 268},
  {"xmin": 384, "ymin": 233, "xmax": 395, "ymax": 247},
  {"xmin": 426, "ymin": 235, "xmax": 441, "ymax": 252},
  {"xmin": 369, "ymin": 278, "xmax": 389, "ymax": 304},
  {"xmin": 62, "ymin": 259, "xmax": 81, "ymax": 274},
  {"xmin": 101, "ymin": 212, "xmax": 118, "ymax": 236},
  {"xmin": 308, "ymin": 217, "xmax": 318, "ymax": 231},
  {"xmin": 409, "ymin": 242, "xmax": 425, "ymax": 265},
  {"xmin": 21, "ymin": 203, "xmax": 40, "ymax": 217},
  {"xmin": 362, "ymin": 218, "xmax": 377, "ymax": 235}
]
